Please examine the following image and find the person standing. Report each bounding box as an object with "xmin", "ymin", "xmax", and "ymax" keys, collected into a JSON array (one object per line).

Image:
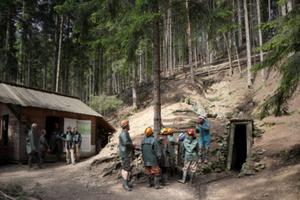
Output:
[
  {"xmin": 196, "ymin": 115, "xmax": 211, "ymax": 163},
  {"xmin": 62, "ymin": 126, "xmax": 75, "ymax": 165},
  {"xmin": 177, "ymin": 132, "xmax": 186, "ymax": 167},
  {"xmin": 73, "ymin": 127, "xmax": 82, "ymax": 162},
  {"xmin": 26, "ymin": 123, "xmax": 41, "ymax": 169},
  {"xmin": 119, "ymin": 120, "xmax": 135, "ymax": 191},
  {"xmin": 141, "ymin": 127, "xmax": 162, "ymax": 189},
  {"xmin": 178, "ymin": 128, "xmax": 199, "ymax": 184},
  {"xmin": 167, "ymin": 128, "xmax": 177, "ymax": 175},
  {"xmin": 157, "ymin": 128, "xmax": 171, "ymax": 185},
  {"xmin": 39, "ymin": 129, "xmax": 49, "ymax": 166}
]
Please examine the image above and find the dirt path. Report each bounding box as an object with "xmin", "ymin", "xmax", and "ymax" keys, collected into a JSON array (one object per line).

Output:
[
  {"xmin": 198, "ymin": 163, "xmax": 300, "ymax": 200},
  {"xmin": 0, "ymin": 162, "xmax": 198, "ymax": 200}
]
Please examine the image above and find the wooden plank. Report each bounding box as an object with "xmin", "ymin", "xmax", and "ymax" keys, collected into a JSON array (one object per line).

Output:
[{"xmin": 227, "ymin": 123, "xmax": 236, "ymax": 170}]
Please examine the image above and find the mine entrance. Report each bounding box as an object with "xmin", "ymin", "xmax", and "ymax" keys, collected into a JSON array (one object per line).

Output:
[
  {"xmin": 227, "ymin": 119, "xmax": 253, "ymax": 171},
  {"xmin": 232, "ymin": 124, "xmax": 247, "ymax": 171}
]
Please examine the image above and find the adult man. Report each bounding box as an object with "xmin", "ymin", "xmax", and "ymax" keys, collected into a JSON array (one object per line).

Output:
[
  {"xmin": 177, "ymin": 132, "xmax": 186, "ymax": 167},
  {"xmin": 157, "ymin": 128, "xmax": 171, "ymax": 185},
  {"xmin": 178, "ymin": 128, "xmax": 199, "ymax": 184},
  {"xmin": 62, "ymin": 126, "xmax": 75, "ymax": 165},
  {"xmin": 196, "ymin": 115, "xmax": 211, "ymax": 163},
  {"xmin": 141, "ymin": 127, "xmax": 162, "ymax": 189},
  {"xmin": 72, "ymin": 127, "xmax": 82, "ymax": 162},
  {"xmin": 39, "ymin": 129, "xmax": 49, "ymax": 166},
  {"xmin": 26, "ymin": 123, "xmax": 41, "ymax": 169},
  {"xmin": 119, "ymin": 120, "xmax": 135, "ymax": 191},
  {"xmin": 167, "ymin": 128, "xmax": 177, "ymax": 175}
]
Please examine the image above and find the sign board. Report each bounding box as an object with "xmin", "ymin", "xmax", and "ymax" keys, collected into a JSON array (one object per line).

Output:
[
  {"xmin": 63, "ymin": 118, "xmax": 92, "ymax": 153},
  {"xmin": 77, "ymin": 120, "xmax": 92, "ymax": 152}
]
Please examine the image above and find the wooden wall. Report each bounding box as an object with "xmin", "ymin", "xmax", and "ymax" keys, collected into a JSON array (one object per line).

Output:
[
  {"xmin": 0, "ymin": 103, "xmax": 21, "ymax": 162},
  {"xmin": 1, "ymin": 104, "xmax": 105, "ymax": 161}
]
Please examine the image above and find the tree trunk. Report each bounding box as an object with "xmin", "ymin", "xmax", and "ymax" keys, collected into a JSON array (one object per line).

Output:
[
  {"xmin": 152, "ymin": 2, "xmax": 162, "ymax": 136},
  {"xmin": 55, "ymin": 16, "xmax": 63, "ymax": 93},
  {"xmin": 287, "ymin": 0, "xmax": 293, "ymax": 12},
  {"xmin": 281, "ymin": 3, "xmax": 287, "ymax": 16},
  {"xmin": 223, "ymin": 32, "xmax": 233, "ymax": 76},
  {"xmin": 132, "ymin": 63, "xmax": 138, "ymax": 109},
  {"xmin": 256, "ymin": 0, "xmax": 265, "ymax": 82},
  {"xmin": 244, "ymin": 0, "xmax": 253, "ymax": 87},
  {"xmin": 185, "ymin": 0, "xmax": 195, "ymax": 84},
  {"xmin": 167, "ymin": 1, "xmax": 173, "ymax": 75},
  {"xmin": 237, "ymin": 0, "xmax": 243, "ymax": 48},
  {"xmin": 139, "ymin": 52, "xmax": 143, "ymax": 85},
  {"xmin": 52, "ymin": 15, "xmax": 59, "ymax": 91}
]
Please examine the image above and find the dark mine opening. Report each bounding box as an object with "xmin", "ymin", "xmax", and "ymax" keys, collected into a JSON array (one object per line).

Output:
[{"xmin": 232, "ymin": 124, "xmax": 247, "ymax": 171}]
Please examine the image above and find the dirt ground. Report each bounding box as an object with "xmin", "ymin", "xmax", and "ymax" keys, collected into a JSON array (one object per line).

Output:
[{"xmin": 0, "ymin": 161, "xmax": 198, "ymax": 200}]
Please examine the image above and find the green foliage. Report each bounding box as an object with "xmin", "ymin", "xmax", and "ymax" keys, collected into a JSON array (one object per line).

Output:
[
  {"xmin": 260, "ymin": 52, "xmax": 300, "ymax": 118},
  {"xmin": 89, "ymin": 95, "xmax": 123, "ymax": 115},
  {"xmin": 254, "ymin": 6, "xmax": 300, "ymax": 118}
]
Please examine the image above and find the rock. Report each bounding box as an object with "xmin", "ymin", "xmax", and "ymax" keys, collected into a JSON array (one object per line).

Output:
[{"xmin": 253, "ymin": 162, "xmax": 265, "ymax": 172}]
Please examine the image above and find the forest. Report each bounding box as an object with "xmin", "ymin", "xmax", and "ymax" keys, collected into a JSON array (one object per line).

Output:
[{"xmin": 0, "ymin": 0, "xmax": 299, "ymax": 130}]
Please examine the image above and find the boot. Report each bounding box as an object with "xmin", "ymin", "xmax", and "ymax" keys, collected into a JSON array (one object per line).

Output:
[
  {"xmin": 178, "ymin": 171, "xmax": 187, "ymax": 184},
  {"xmin": 161, "ymin": 173, "xmax": 169, "ymax": 186},
  {"xmin": 122, "ymin": 179, "xmax": 132, "ymax": 191},
  {"xmin": 148, "ymin": 176, "xmax": 154, "ymax": 187},
  {"xmin": 154, "ymin": 176, "xmax": 163, "ymax": 189},
  {"xmin": 189, "ymin": 172, "xmax": 195, "ymax": 184}
]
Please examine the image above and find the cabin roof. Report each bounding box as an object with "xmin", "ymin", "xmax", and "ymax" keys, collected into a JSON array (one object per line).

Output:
[{"xmin": 0, "ymin": 81, "xmax": 100, "ymax": 118}]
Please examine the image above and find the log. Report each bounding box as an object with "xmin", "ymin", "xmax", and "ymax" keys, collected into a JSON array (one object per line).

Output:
[{"xmin": 0, "ymin": 190, "xmax": 16, "ymax": 200}]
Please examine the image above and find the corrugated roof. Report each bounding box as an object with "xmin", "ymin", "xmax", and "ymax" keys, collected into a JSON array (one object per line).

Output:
[{"xmin": 0, "ymin": 82, "xmax": 102, "ymax": 117}]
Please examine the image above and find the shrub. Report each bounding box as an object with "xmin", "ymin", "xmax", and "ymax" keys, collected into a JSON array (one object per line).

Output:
[{"xmin": 89, "ymin": 95, "xmax": 123, "ymax": 116}]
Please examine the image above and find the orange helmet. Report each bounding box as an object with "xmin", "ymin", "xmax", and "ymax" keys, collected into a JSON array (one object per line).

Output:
[
  {"xmin": 187, "ymin": 128, "xmax": 195, "ymax": 136},
  {"xmin": 120, "ymin": 120, "xmax": 129, "ymax": 128},
  {"xmin": 160, "ymin": 128, "xmax": 168, "ymax": 135},
  {"xmin": 167, "ymin": 128, "xmax": 174, "ymax": 135},
  {"xmin": 144, "ymin": 127, "xmax": 153, "ymax": 137}
]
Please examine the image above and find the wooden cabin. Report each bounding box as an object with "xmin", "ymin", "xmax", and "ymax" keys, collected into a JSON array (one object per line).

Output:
[{"xmin": 0, "ymin": 82, "xmax": 115, "ymax": 163}]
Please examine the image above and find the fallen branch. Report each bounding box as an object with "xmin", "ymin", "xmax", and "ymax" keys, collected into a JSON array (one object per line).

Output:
[
  {"xmin": 90, "ymin": 155, "xmax": 119, "ymax": 166},
  {"xmin": 0, "ymin": 190, "xmax": 16, "ymax": 200}
]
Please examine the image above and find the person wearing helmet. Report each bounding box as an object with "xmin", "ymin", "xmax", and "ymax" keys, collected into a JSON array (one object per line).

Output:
[
  {"xmin": 157, "ymin": 128, "xmax": 171, "ymax": 185},
  {"xmin": 167, "ymin": 128, "xmax": 177, "ymax": 176},
  {"xmin": 177, "ymin": 132, "xmax": 186, "ymax": 167},
  {"xmin": 119, "ymin": 120, "xmax": 135, "ymax": 191},
  {"xmin": 141, "ymin": 127, "xmax": 162, "ymax": 189},
  {"xmin": 196, "ymin": 115, "xmax": 211, "ymax": 163},
  {"xmin": 178, "ymin": 128, "xmax": 199, "ymax": 184}
]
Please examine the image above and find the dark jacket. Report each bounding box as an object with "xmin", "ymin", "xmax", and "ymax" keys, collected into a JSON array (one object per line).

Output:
[
  {"xmin": 141, "ymin": 135, "xmax": 161, "ymax": 167},
  {"xmin": 158, "ymin": 135, "xmax": 172, "ymax": 167},
  {"xmin": 73, "ymin": 132, "xmax": 82, "ymax": 146},
  {"xmin": 62, "ymin": 131, "xmax": 74, "ymax": 149},
  {"xmin": 167, "ymin": 135, "xmax": 177, "ymax": 162},
  {"xmin": 118, "ymin": 130, "xmax": 134, "ymax": 159}
]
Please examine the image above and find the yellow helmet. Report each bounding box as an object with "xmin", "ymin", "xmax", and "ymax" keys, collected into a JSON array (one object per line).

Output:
[
  {"xmin": 120, "ymin": 120, "xmax": 129, "ymax": 128},
  {"xmin": 167, "ymin": 128, "xmax": 174, "ymax": 135},
  {"xmin": 160, "ymin": 128, "xmax": 168, "ymax": 135},
  {"xmin": 144, "ymin": 127, "xmax": 153, "ymax": 137}
]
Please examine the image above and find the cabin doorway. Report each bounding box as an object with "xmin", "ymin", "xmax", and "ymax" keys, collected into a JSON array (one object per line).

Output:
[
  {"xmin": 45, "ymin": 116, "xmax": 63, "ymax": 140},
  {"xmin": 227, "ymin": 120, "xmax": 253, "ymax": 171}
]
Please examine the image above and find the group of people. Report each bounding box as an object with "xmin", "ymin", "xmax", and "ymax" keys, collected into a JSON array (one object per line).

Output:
[
  {"xmin": 26, "ymin": 123, "xmax": 82, "ymax": 168},
  {"xmin": 118, "ymin": 115, "xmax": 211, "ymax": 191}
]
